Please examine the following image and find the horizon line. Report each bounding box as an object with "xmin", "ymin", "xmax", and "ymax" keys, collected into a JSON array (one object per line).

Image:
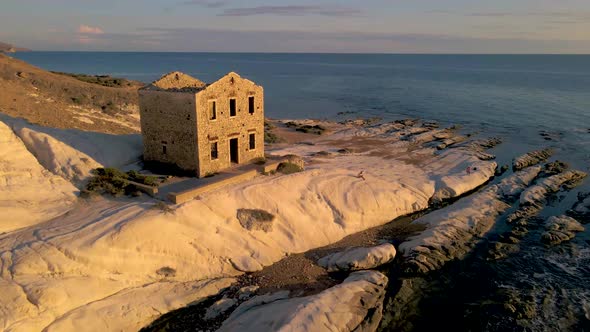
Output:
[{"xmin": 15, "ymin": 50, "xmax": 590, "ymax": 56}]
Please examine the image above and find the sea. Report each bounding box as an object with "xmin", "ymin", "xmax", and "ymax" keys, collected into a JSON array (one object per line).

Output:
[{"xmin": 12, "ymin": 52, "xmax": 590, "ymax": 331}]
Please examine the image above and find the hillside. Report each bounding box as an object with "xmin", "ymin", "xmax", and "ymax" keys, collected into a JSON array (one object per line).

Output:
[
  {"xmin": 0, "ymin": 53, "xmax": 142, "ymax": 134},
  {"xmin": 0, "ymin": 41, "xmax": 30, "ymax": 52}
]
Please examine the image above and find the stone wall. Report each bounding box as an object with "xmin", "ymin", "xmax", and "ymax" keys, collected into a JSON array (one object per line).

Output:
[
  {"xmin": 138, "ymin": 89, "xmax": 199, "ymax": 173},
  {"xmin": 194, "ymin": 72, "xmax": 264, "ymax": 177}
]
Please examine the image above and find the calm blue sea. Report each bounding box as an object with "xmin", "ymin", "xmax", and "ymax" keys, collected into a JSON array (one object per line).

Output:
[{"xmin": 13, "ymin": 52, "xmax": 590, "ymax": 170}]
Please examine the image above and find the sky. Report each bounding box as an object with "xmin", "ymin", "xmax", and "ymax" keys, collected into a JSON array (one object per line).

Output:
[{"xmin": 1, "ymin": 0, "xmax": 590, "ymax": 53}]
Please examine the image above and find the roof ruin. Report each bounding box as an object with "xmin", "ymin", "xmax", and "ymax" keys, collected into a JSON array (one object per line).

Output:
[{"xmin": 144, "ymin": 71, "xmax": 207, "ymax": 92}]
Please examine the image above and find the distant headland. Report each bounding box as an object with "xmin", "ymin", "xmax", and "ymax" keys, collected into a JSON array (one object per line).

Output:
[{"xmin": 0, "ymin": 41, "xmax": 30, "ymax": 53}]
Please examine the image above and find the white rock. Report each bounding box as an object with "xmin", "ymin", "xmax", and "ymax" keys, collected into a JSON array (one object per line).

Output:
[
  {"xmin": 204, "ymin": 297, "xmax": 238, "ymax": 320},
  {"xmin": 11, "ymin": 120, "xmax": 142, "ymax": 186},
  {"xmin": 230, "ymin": 256, "xmax": 264, "ymax": 273},
  {"xmin": 520, "ymin": 170, "xmax": 587, "ymax": 206},
  {"xmin": 497, "ymin": 166, "xmax": 541, "ymax": 198},
  {"xmin": 218, "ymin": 271, "xmax": 387, "ymax": 332},
  {"xmin": 0, "ymin": 120, "xmax": 499, "ymax": 332},
  {"xmin": 0, "ymin": 121, "xmax": 77, "ymax": 232},
  {"xmin": 317, "ymin": 243, "xmax": 396, "ymax": 272},
  {"xmin": 237, "ymin": 285, "xmax": 259, "ymax": 300},
  {"xmin": 400, "ymin": 167, "xmax": 541, "ymax": 273}
]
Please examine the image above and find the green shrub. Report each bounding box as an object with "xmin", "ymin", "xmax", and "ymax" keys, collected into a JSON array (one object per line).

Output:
[
  {"xmin": 84, "ymin": 167, "xmax": 160, "ymax": 197},
  {"xmin": 277, "ymin": 162, "xmax": 303, "ymax": 175},
  {"xmin": 264, "ymin": 131, "xmax": 283, "ymax": 144}
]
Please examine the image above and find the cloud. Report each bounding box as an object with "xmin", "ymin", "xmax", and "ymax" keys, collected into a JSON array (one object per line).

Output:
[
  {"xmin": 219, "ymin": 5, "xmax": 362, "ymax": 17},
  {"xmin": 78, "ymin": 25, "xmax": 104, "ymax": 35},
  {"xmin": 180, "ymin": 0, "xmax": 228, "ymax": 8}
]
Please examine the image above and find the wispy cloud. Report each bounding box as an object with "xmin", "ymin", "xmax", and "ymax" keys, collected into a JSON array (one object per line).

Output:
[
  {"xmin": 78, "ymin": 25, "xmax": 104, "ymax": 35},
  {"xmin": 219, "ymin": 5, "xmax": 362, "ymax": 17},
  {"xmin": 180, "ymin": 0, "xmax": 228, "ymax": 8},
  {"xmin": 466, "ymin": 12, "xmax": 512, "ymax": 17}
]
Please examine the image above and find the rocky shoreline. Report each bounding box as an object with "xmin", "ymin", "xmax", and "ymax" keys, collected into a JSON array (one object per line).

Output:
[{"xmin": 1, "ymin": 114, "xmax": 588, "ymax": 332}]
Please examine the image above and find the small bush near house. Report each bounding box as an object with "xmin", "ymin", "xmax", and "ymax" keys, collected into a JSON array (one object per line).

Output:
[
  {"xmin": 84, "ymin": 167, "xmax": 160, "ymax": 197},
  {"xmin": 277, "ymin": 162, "xmax": 303, "ymax": 175},
  {"xmin": 264, "ymin": 131, "xmax": 283, "ymax": 144}
]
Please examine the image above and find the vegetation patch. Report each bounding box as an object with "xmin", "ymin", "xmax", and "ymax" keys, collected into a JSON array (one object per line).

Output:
[
  {"xmin": 51, "ymin": 71, "xmax": 141, "ymax": 88},
  {"xmin": 285, "ymin": 121, "xmax": 326, "ymax": 135},
  {"xmin": 84, "ymin": 167, "xmax": 159, "ymax": 197},
  {"xmin": 264, "ymin": 120, "xmax": 284, "ymax": 144},
  {"xmin": 277, "ymin": 162, "xmax": 303, "ymax": 175}
]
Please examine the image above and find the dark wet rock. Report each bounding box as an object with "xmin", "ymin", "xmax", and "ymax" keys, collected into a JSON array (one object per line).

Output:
[
  {"xmin": 394, "ymin": 118, "xmax": 418, "ymax": 127},
  {"xmin": 317, "ymin": 243, "xmax": 396, "ymax": 272},
  {"xmin": 487, "ymin": 241, "xmax": 519, "ymax": 261},
  {"xmin": 510, "ymin": 226, "xmax": 529, "ymax": 238},
  {"xmin": 540, "ymin": 160, "xmax": 569, "ymax": 177},
  {"xmin": 337, "ymin": 148, "xmax": 352, "ymax": 154},
  {"xmin": 379, "ymin": 278, "xmax": 429, "ymax": 332},
  {"xmin": 541, "ymin": 215, "xmax": 584, "ymax": 245},
  {"xmin": 539, "ymin": 130, "xmax": 563, "ymax": 141},
  {"xmin": 512, "ymin": 148, "xmax": 553, "ymax": 171},
  {"xmin": 503, "ymin": 291, "xmax": 538, "ymax": 320},
  {"xmin": 495, "ymin": 164, "xmax": 509, "ymax": 176},
  {"xmin": 568, "ymin": 192, "xmax": 590, "ymax": 223},
  {"xmin": 459, "ymin": 137, "xmax": 502, "ymax": 151},
  {"xmin": 236, "ymin": 209, "xmax": 275, "ymax": 232},
  {"xmin": 218, "ymin": 271, "xmax": 388, "ymax": 332}
]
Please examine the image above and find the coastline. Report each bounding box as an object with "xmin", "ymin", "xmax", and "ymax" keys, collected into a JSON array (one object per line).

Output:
[
  {"xmin": 0, "ymin": 54, "xmax": 588, "ymax": 331},
  {"xmin": 1, "ymin": 115, "xmax": 506, "ymax": 331}
]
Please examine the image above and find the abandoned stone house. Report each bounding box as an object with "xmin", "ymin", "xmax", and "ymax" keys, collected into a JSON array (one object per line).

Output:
[{"xmin": 139, "ymin": 71, "xmax": 264, "ymax": 177}]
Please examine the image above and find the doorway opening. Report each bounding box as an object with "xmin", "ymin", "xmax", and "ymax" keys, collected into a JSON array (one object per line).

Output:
[{"xmin": 229, "ymin": 138, "xmax": 239, "ymax": 164}]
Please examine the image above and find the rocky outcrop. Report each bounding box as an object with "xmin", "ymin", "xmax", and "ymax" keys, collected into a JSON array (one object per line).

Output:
[
  {"xmin": 400, "ymin": 167, "xmax": 540, "ymax": 273},
  {"xmin": 217, "ymin": 271, "xmax": 388, "ymax": 332},
  {"xmin": 568, "ymin": 192, "xmax": 590, "ymax": 223},
  {"xmin": 541, "ymin": 215, "xmax": 584, "ymax": 245},
  {"xmin": 236, "ymin": 208, "xmax": 275, "ymax": 232},
  {"xmin": 497, "ymin": 166, "xmax": 542, "ymax": 198},
  {"xmin": 519, "ymin": 170, "xmax": 587, "ymax": 209},
  {"xmin": 512, "ymin": 148, "xmax": 553, "ymax": 171},
  {"xmin": 317, "ymin": 243, "xmax": 396, "ymax": 272}
]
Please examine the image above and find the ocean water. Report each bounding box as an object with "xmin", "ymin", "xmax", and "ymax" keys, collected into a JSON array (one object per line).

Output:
[
  {"xmin": 13, "ymin": 52, "xmax": 590, "ymax": 168},
  {"xmin": 12, "ymin": 52, "xmax": 590, "ymax": 331}
]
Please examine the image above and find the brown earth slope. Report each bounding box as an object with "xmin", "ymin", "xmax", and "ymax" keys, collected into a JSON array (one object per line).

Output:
[{"xmin": 0, "ymin": 53, "xmax": 142, "ymax": 134}]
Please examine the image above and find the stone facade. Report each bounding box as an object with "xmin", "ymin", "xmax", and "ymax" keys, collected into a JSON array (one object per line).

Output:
[{"xmin": 139, "ymin": 71, "xmax": 264, "ymax": 177}]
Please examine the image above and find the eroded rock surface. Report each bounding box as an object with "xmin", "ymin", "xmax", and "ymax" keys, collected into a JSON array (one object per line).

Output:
[
  {"xmin": 218, "ymin": 271, "xmax": 388, "ymax": 332},
  {"xmin": 541, "ymin": 215, "xmax": 584, "ymax": 245},
  {"xmin": 400, "ymin": 167, "xmax": 541, "ymax": 273},
  {"xmin": 512, "ymin": 148, "xmax": 553, "ymax": 171},
  {"xmin": 317, "ymin": 243, "xmax": 396, "ymax": 272}
]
